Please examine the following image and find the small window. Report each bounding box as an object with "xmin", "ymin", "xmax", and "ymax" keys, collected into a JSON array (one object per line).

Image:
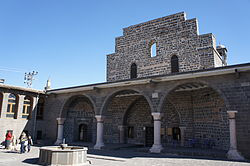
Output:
[
  {"xmin": 128, "ymin": 126, "xmax": 134, "ymax": 138},
  {"xmin": 171, "ymin": 55, "xmax": 179, "ymax": 73},
  {"xmin": 36, "ymin": 98, "xmax": 45, "ymax": 120},
  {"xmin": 130, "ymin": 63, "xmax": 137, "ymax": 79},
  {"xmin": 6, "ymin": 94, "xmax": 17, "ymax": 118},
  {"xmin": 151, "ymin": 43, "xmax": 156, "ymax": 57},
  {"xmin": 22, "ymin": 96, "xmax": 32, "ymax": 119}
]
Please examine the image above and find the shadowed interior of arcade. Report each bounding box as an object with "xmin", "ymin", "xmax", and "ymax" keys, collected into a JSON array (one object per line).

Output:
[
  {"xmin": 102, "ymin": 90, "xmax": 154, "ymax": 146},
  {"xmin": 62, "ymin": 95, "xmax": 96, "ymax": 144},
  {"xmin": 160, "ymin": 82, "xmax": 229, "ymax": 151}
]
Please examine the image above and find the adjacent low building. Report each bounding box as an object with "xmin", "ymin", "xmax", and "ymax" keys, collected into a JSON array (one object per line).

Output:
[{"xmin": 0, "ymin": 84, "xmax": 44, "ymax": 143}]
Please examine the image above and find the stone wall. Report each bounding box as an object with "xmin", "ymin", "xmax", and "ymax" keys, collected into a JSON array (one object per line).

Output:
[
  {"xmin": 107, "ymin": 12, "xmax": 224, "ymax": 82},
  {"xmin": 64, "ymin": 97, "xmax": 96, "ymax": 143},
  {"xmin": 161, "ymin": 87, "xmax": 229, "ymax": 150},
  {"xmin": 103, "ymin": 95, "xmax": 140, "ymax": 143}
]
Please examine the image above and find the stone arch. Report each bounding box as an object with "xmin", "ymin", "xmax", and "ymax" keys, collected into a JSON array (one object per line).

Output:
[
  {"xmin": 61, "ymin": 94, "xmax": 96, "ymax": 143},
  {"xmin": 158, "ymin": 80, "xmax": 230, "ymax": 113},
  {"xmin": 121, "ymin": 96, "xmax": 152, "ymax": 126},
  {"xmin": 159, "ymin": 81, "xmax": 229, "ymax": 150},
  {"xmin": 100, "ymin": 88, "xmax": 154, "ymax": 116},
  {"xmin": 100, "ymin": 88, "xmax": 154, "ymax": 144},
  {"xmin": 60, "ymin": 94, "xmax": 97, "ymax": 119}
]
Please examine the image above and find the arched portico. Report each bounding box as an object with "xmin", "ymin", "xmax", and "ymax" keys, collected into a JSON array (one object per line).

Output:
[
  {"xmin": 94, "ymin": 89, "xmax": 154, "ymax": 149},
  {"xmin": 55, "ymin": 94, "xmax": 96, "ymax": 145},
  {"xmin": 158, "ymin": 81, "xmax": 243, "ymax": 158}
]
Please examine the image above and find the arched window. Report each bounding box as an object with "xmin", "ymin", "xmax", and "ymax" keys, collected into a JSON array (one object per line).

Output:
[
  {"xmin": 36, "ymin": 98, "xmax": 45, "ymax": 120},
  {"xmin": 151, "ymin": 43, "xmax": 157, "ymax": 57},
  {"xmin": 22, "ymin": 96, "xmax": 32, "ymax": 119},
  {"xmin": 171, "ymin": 55, "xmax": 179, "ymax": 73},
  {"xmin": 130, "ymin": 63, "xmax": 137, "ymax": 79},
  {"xmin": 6, "ymin": 93, "xmax": 17, "ymax": 118}
]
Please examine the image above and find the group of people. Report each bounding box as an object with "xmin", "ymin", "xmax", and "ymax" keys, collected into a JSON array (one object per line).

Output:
[{"xmin": 4, "ymin": 131, "xmax": 33, "ymax": 154}]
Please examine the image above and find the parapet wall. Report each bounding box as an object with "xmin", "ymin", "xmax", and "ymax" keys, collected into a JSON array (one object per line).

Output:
[{"xmin": 107, "ymin": 12, "xmax": 223, "ymax": 82}]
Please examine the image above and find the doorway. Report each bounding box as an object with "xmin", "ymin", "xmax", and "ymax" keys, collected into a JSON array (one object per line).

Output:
[
  {"xmin": 79, "ymin": 124, "xmax": 88, "ymax": 142},
  {"xmin": 145, "ymin": 127, "xmax": 154, "ymax": 146},
  {"xmin": 172, "ymin": 127, "xmax": 181, "ymax": 141}
]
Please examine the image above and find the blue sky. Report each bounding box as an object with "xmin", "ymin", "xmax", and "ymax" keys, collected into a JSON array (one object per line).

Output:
[{"xmin": 0, "ymin": 0, "xmax": 250, "ymax": 90}]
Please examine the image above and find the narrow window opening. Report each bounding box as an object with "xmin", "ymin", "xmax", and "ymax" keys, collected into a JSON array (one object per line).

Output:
[
  {"xmin": 171, "ymin": 55, "xmax": 179, "ymax": 73},
  {"xmin": 130, "ymin": 63, "xmax": 137, "ymax": 79},
  {"xmin": 151, "ymin": 43, "xmax": 157, "ymax": 57}
]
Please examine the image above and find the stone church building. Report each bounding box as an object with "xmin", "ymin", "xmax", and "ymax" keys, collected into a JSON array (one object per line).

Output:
[{"xmin": 0, "ymin": 12, "xmax": 250, "ymax": 160}]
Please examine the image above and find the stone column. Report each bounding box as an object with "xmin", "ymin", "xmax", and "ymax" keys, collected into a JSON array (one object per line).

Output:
[
  {"xmin": 150, "ymin": 112, "xmax": 163, "ymax": 153},
  {"xmin": 94, "ymin": 115, "xmax": 105, "ymax": 149},
  {"xmin": 179, "ymin": 127, "xmax": 186, "ymax": 147},
  {"xmin": 54, "ymin": 118, "xmax": 66, "ymax": 145},
  {"xmin": 17, "ymin": 95, "xmax": 25, "ymax": 119},
  {"xmin": 118, "ymin": 125, "xmax": 125, "ymax": 144},
  {"xmin": 0, "ymin": 93, "xmax": 10, "ymax": 118},
  {"xmin": 227, "ymin": 111, "xmax": 245, "ymax": 161}
]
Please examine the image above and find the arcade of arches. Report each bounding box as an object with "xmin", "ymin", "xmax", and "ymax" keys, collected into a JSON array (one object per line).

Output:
[{"xmin": 55, "ymin": 82, "xmax": 236, "ymax": 155}]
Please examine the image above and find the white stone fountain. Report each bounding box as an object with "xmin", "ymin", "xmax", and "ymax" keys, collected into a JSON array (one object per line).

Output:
[{"xmin": 38, "ymin": 144, "xmax": 88, "ymax": 166}]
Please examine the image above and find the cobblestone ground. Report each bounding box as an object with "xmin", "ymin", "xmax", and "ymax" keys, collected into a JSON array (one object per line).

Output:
[{"xmin": 0, "ymin": 146, "xmax": 249, "ymax": 166}]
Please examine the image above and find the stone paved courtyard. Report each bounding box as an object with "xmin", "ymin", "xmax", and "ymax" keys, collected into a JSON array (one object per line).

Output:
[{"xmin": 0, "ymin": 146, "xmax": 250, "ymax": 166}]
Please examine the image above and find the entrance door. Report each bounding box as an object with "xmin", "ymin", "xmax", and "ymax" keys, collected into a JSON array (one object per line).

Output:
[
  {"xmin": 79, "ymin": 124, "xmax": 88, "ymax": 142},
  {"xmin": 145, "ymin": 127, "xmax": 154, "ymax": 146},
  {"xmin": 172, "ymin": 127, "xmax": 181, "ymax": 141}
]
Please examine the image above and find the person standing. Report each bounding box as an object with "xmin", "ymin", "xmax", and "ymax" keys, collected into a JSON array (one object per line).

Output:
[
  {"xmin": 19, "ymin": 132, "xmax": 28, "ymax": 154},
  {"xmin": 27, "ymin": 135, "xmax": 33, "ymax": 152},
  {"xmin": 5, "ymin": 131, "xmax": 12, "ymax": 150}
]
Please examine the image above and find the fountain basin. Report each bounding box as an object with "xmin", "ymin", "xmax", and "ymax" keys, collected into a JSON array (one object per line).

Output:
[{"xmin": 39, "ymin": 146, "xmax": 88, "ymax": 166}]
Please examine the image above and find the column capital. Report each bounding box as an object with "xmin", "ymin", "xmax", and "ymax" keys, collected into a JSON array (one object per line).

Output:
[
  {"xmin": 227, "ymin": 110, "xmax": 238, "ymax": 119},
  {"xmin": 95, "ymin": 115, "xmax": 104, "ymax": 122},
  {"xmin": 151, "ymin": 112, "xmax": 162, "ymax": 120},
  {"xmin": 118, "ymin": 125, "xmax": 125, "ymax": 130},
  {"xmin": 56, "ymin": 118, "xmax": 66, "ymax": 125},
  {"xmin": 179, "ymin": 127, "xmax": 186, "ymax": 130}
]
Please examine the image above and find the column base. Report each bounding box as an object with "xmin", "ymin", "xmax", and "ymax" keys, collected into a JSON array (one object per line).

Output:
[
  {"xmin": 227, "ymin": 149, "xmax": 245, "ymax": 161},
  {"xmin": 54, "ymin": 139, "xmax": 63, "ymax": 145},
  {"xmin": 94, "ymin": 143, "xmax": 104, "ymax": 150},
  {"xmin": 149, "ymin": 144, "xmax": 163, "ymax": 153}
]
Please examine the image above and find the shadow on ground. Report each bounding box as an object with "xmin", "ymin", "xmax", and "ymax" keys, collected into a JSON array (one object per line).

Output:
[{"xmin": 22, "ymin": 158, "xmax": 40, "ymax": 165}]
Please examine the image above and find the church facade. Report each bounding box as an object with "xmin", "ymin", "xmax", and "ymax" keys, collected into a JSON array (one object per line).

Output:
[{"xmin": 0, "ymin": 12, "xmax": 250, "ymax": 160}]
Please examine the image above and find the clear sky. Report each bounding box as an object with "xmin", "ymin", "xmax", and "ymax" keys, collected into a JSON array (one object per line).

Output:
[{"xmin": 0, "ymin": 0, "xmax": 250, "ymax": 90}]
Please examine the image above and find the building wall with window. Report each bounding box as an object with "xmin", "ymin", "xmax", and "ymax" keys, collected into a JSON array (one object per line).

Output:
[
  {"xmin": 0, "ymin": 84, "xmax": 44, "ymax": 144},
  {"xmin": 107, "ymin": 12, "xmax": 226, "ymax": 82}
]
